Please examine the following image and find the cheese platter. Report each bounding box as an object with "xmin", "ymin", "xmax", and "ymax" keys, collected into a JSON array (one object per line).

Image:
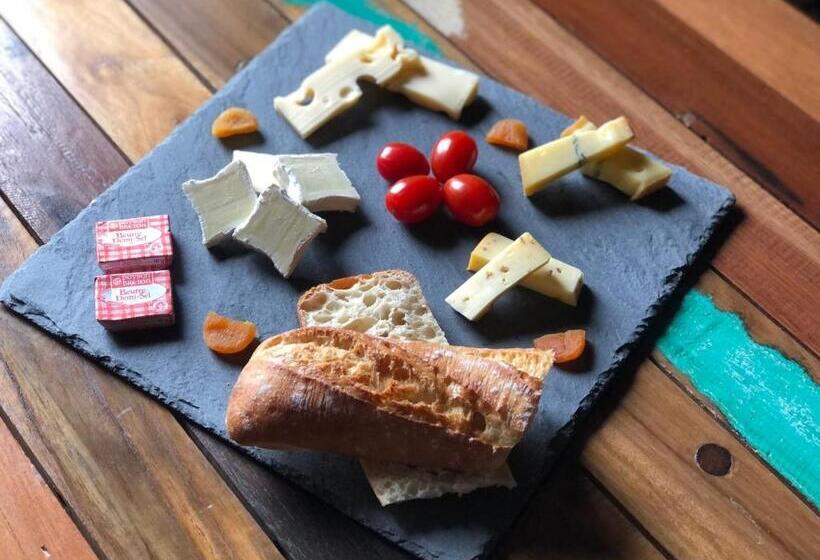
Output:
[{"xmin": 0, "ymin": 5, "xmax": 734, "ymax": 560}]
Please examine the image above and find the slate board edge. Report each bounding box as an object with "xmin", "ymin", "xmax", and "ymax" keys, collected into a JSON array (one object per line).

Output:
[{"xmin": 0, "ymin": 4, "xmax": 739, "ymax": 559}]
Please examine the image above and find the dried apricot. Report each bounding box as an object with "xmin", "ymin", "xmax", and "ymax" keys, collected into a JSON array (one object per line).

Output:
[
  {"xmin": 485, "ymin": 118, "xmax": 529, "ymax": 151},
  {"xmin": 203, "ymin": 311, "xmax": 257, "ymax": 354},
  {"xmin": 533, "ymin": 329, "xmax": 586, "ymax": 363},
  {"xmin": 211, "ymin": 107, "xmax": 258, "ymax": 138}
]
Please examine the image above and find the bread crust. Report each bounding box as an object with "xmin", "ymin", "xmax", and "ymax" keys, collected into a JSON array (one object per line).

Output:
[{"xmin": 226, "ymin": 327, "xmax": 542, "ymax": 472}]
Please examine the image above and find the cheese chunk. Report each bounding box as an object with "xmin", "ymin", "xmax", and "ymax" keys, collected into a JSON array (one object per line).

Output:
[
  {"xmin": 519, "ymin": 116, "xmax": 634, "ymax": 196},
  {"xmin": 274, "ymin": 26, "xmax": 418, "ymax": 138},
  {"xmin": 560, "ymin": 116, "xmax": 671, "ymax": 200},
  {"xmin": 232, "ymin": 150, "xmax": 281, "ymax": 194},
  {"xmin": 232, "ymin": 188, "xmax": 327, "ymax": 278},
  {"xmin": 467, "ymin": 233, "xmax": 583, "ymax": 306},
  {"xmin": 182, "ymin": 160, "xmax": 258, "ymax": 247},
  {"xmin": 272, "ymin": 153, "xmax": 360, "ymax": 213},
  {"xmin": 326, "ymin": 30, "xmax": 479, "ymax": 120},
  {"xmin": 445, "ymin": 233, "xmax": 550, "ymax": 321}
]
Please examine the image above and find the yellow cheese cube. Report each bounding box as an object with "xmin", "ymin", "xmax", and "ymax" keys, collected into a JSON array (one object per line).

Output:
[
  {"xmin": 467, "ymin": 233, "xmax": 583, "ymax": 306},
  {"xmin": 560, "ymin": 116, "xmax": 672, "ymax": 200},
  {"xmin": 446, "ymin": 233, "xmax": 550, "ymax": 321},
  {"xmin": 519, "ymin": 116, "xmax": 634, "ymax": 196}
]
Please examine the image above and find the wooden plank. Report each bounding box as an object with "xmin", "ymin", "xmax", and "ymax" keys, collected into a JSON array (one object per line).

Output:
[
  {"xmin": 0, "ymin": 0, "xmax": 211, "ymax": 161},
  {"xmin": 584, "ymin": 360, "xmax": 820, "ymax": 559},
  {"xmin": 654, "ymin": 0, "xmax": 820, "ymax": 123},
  {"xmin": 128, "ymin": 0, "xmax": 289, "ymax": 88},
  {"xmin": 0, "ymin": 24, "xmax": 283, "ymax": 560},
  {"xmin": 406, "ymin": 0, "xmax": 820, "ymax": 355},
  {"xmin": 0, "ymin": 405, "xmax": 98, "ymax": 560},
  {"xmin": 538, "ymin": 0, "xmax": 820, "ymax": 229}
]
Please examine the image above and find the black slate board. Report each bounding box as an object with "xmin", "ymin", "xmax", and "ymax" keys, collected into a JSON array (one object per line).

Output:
[{"xmin": 0, "ymin": 5, "xmax": 734, "ymax": 560}]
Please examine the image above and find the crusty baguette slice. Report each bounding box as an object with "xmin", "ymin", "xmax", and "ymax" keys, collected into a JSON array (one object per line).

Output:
[
  {"xmin": 297, "ymin": 269, "xmax": 448, "ymax": 343},
  {"xmin": 226, "ymin": 327, "xmax": 542, "ymax": 472}
]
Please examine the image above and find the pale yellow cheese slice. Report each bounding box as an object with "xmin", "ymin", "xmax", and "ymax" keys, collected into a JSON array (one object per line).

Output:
[
  {"xmin": 445, "ymin": 233, "xmax": 550, "ymax": 321},
  {"xmin": 560, "ymin": 116, "xmax": 672, "ymax": 200},
  {"xmin": 274, "ymin": 26, "xmax": 418, "ymax": 138},
  {"xmin": 326, "ymin": 30, "xmax": 479, "ymax": 120},
  {"xmin": 467, "ymin": 233, "xmax": 583, "ymax": 306},
  {"xmin": 519, "ymin": 116, "xmax": 634, "ymax": 196}
]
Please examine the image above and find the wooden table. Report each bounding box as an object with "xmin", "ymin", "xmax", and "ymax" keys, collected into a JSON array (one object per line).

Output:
[{"xmin": 1, "ymin": 1, "xmax": 817, "ymax": 558}]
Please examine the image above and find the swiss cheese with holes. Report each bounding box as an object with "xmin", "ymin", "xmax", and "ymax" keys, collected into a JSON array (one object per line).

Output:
[{"xmin": 274, "ymin": 26, "xmax": 418, "ymax": 138}]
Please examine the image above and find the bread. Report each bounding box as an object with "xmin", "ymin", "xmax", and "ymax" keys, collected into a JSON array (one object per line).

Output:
[
  {"xmin": 225, "ymin": 327, "xmax": 542, "ymax": 472},
  {"xmin": 400, "ymin": 341, "xmax": 553, "ymax": 381},
  {"xmin": 297, "ymin": 270, "xmax": 448, "ymax": 343}
]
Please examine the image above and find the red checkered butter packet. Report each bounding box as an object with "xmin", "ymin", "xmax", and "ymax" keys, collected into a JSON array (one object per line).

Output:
[
  {"xmin": 95, "ymin": 270, "xmax": 175, "ymax": 331},
  {"xmin": 95, "ymin": 215, "xmax": 173, "ymax": 273}
]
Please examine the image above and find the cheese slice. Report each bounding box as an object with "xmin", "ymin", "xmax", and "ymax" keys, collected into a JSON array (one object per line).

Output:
[
  {"xmin": 560, "ymin": 116, "xmax": 671, "ymax": 200},
  {"xmin": 274, "ymin": 26, "xmax": 418, "ymax": 138},
  {"xmin": 232, "ymin": 150, "xmax": 281, "ymax": 194},
  {"xmin": 445, "ymin": 233, "xmax": 550, "ymax": 321},
  {"xmin": 326, "ymin": 30, "xmax": 480, "ymax": 120},
  {"xmin": 467, "ymin": 233, "xmax": 583, "ymax": 306},
  {"xmin": 232, "ymin": 187, "xmax": 327, "ymax": 278},
  {"xmin": 519, "ymin": 116, "xmax": 634, "ymax": 196},
  {"xmin": 272, "ymin": 153, "xmax": 360, "ymax": 213},
  {"xmin": 182, "ymin": 160, "xmax": 258, "ymax": 247}
]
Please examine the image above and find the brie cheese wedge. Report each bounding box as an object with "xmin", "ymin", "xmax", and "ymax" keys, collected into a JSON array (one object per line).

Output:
[
  {"xmin": 232, "ymin": 187, "xmax": 327, "ymax": 278},
  {"xmin": 182, "ymin": 160, "xmax": 258, "ymax": 247},
  {"xmin": 232, "ymin": 150, "xmax": 281, "ymax": 194},
  {"xmin": 272, "ymin": 153, "xmax": 360, "ymax": 213}
]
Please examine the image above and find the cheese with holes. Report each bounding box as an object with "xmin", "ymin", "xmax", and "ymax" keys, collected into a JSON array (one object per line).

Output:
[
  {"xmin": 274, "ymin": 26, "xmax": 418, "ymax": 138},
  {"xmin": 560, "ymin": 116, "xmax": 671, "ymax": 200},
  {"xmin": 519, "ymin": 117, "xmax": 634, "ymax": 196},
  {"xmin": 467, "ymin": 233, "xmax": 583, "ymax": 306},
  {"xmin": 326, "ymin": 30, "xmax": 479, "ymax": 120},
  {"xmin": 182, "ymin": 160, "xmax": 258, "ymax": 247},
  {"xmin": 272, "ymin": 153, "xmax": 360, "ymax": 212},
  {"xmin": 232, "ymin": 150, "xmax": 281, "ymax": 194},
  {"xmin": 232, "ymin": 187, "xmax": 327, "ymax": 278},
  {"xmin": 445, "ymin": 233, "xmax": 550, "ymax": 320}
]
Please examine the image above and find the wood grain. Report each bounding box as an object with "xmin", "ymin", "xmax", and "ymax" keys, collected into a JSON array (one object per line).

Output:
[
  {"xmin": 584, "ymin": 360, "xmax": 820, "ymax": 559},
  {"xmin": 408, "ymin": 0, "xmax": 820, "ymax": 355},
  {"xmin": 0, "ymin": 0, "xmax": 211, "ymax": 161},
  {"xmin": 0, "ymin": 22, "xmax": 283, "ymax": 560},
  {"xmin": 0, "ymin": 377, "xmax": 97, "ymax": 560},
  {"xmin": 537, "ymin": 0, "xmax": 820, "ymax": 229}
]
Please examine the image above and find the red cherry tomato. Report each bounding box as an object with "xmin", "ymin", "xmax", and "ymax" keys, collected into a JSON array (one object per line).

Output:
[
  {"xmin": 443, "ymin": 174, "xmax": 500, "ymax": 227},
  {"xmin": 376, "ymin": 142, "xmax": 430, "ymax": 183},
  {"xmin": 431, "ymin": 131, "xmax": 478, "ymax": 182},
  {"xmin": 385, "ymin": 175, "xmax": 443, "ymax": 224}
]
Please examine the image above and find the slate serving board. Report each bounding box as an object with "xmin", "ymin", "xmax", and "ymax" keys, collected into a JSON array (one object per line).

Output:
[{"xmin": 0, "ymin": 5, "xmax": 735, "ymax": 560}]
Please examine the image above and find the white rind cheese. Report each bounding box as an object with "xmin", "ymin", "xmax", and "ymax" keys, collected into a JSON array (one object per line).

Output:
[
  {"xmin": 445, "ymin": 232, "xmax": 550, "ymax": 321},
  {"xmin": 182, "ymin": 160, "xmax": 258, "ymax": 247},
  {"xmin": 232, "ymin": 150, "xmax": 281, "ymax": 194},
  {"xmin": 560, "ymin": 116, "xmax": 671, "ymax": 200},
  {"xmin": 233, "ymin": 188, "xmax": 327, "ymax": 278},
  {"xmin": 272, "ymin": 153, "xmax": 360, "ymax": 213},
  {"xmin": 274, "ymin": 26, "xmax": 418, "ymax": 138},
  {"xmin": 327, "ymin": 30, "xmax": 480, "ymax": 120},
  {"xmin": 467, "ymin": 233, "xmax": 583, "ymax": 306},
  {"xmin": 519, "ymin": 116, "xmax": 634, "ymax": 196}
]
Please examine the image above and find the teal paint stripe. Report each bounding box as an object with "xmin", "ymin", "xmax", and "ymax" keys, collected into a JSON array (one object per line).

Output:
[
  {"xmin": 658, "ymin": 290, "xmax": 819, "ymax": 507},
  {"xmin": 286, "ymin": 0, "xmax": 442, "ymax": 54}
]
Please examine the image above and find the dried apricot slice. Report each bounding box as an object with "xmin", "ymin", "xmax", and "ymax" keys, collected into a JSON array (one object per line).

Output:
[
  {"xmin": 533, "ymin": 329, "xmax": 586, "ymax": 363},
  {"xmin": 485, "ymin": 118, "xmax": 529, "ymax": 151},
  {"xmin": 211, "ymin": 107, "xmax": 258, "ymax": 138},
  {"xmin": 203, "ymin": 311, "xmax": 257, "ymax": 354}
]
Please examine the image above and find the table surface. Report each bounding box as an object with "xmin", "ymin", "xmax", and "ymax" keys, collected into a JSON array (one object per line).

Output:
[{"xmin": 0, "ymin": 1, "xmax": 817, "ymax": 559}]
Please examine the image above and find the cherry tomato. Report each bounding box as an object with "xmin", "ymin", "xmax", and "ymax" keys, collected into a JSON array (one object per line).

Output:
[
  {"xmin": 385, "ymin": 175, "xmax": 443, "ymax": 224},
  {"xmin": 443, "ymin": 174, "xmax": 500, "ymax": 227},
  {"xmin": 430, "ymin": 131, "xmax": 478, "ymax": 182},
  {"xmin": 376, "ymin": 142, "xmax": 430, "ymax": 183}
]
